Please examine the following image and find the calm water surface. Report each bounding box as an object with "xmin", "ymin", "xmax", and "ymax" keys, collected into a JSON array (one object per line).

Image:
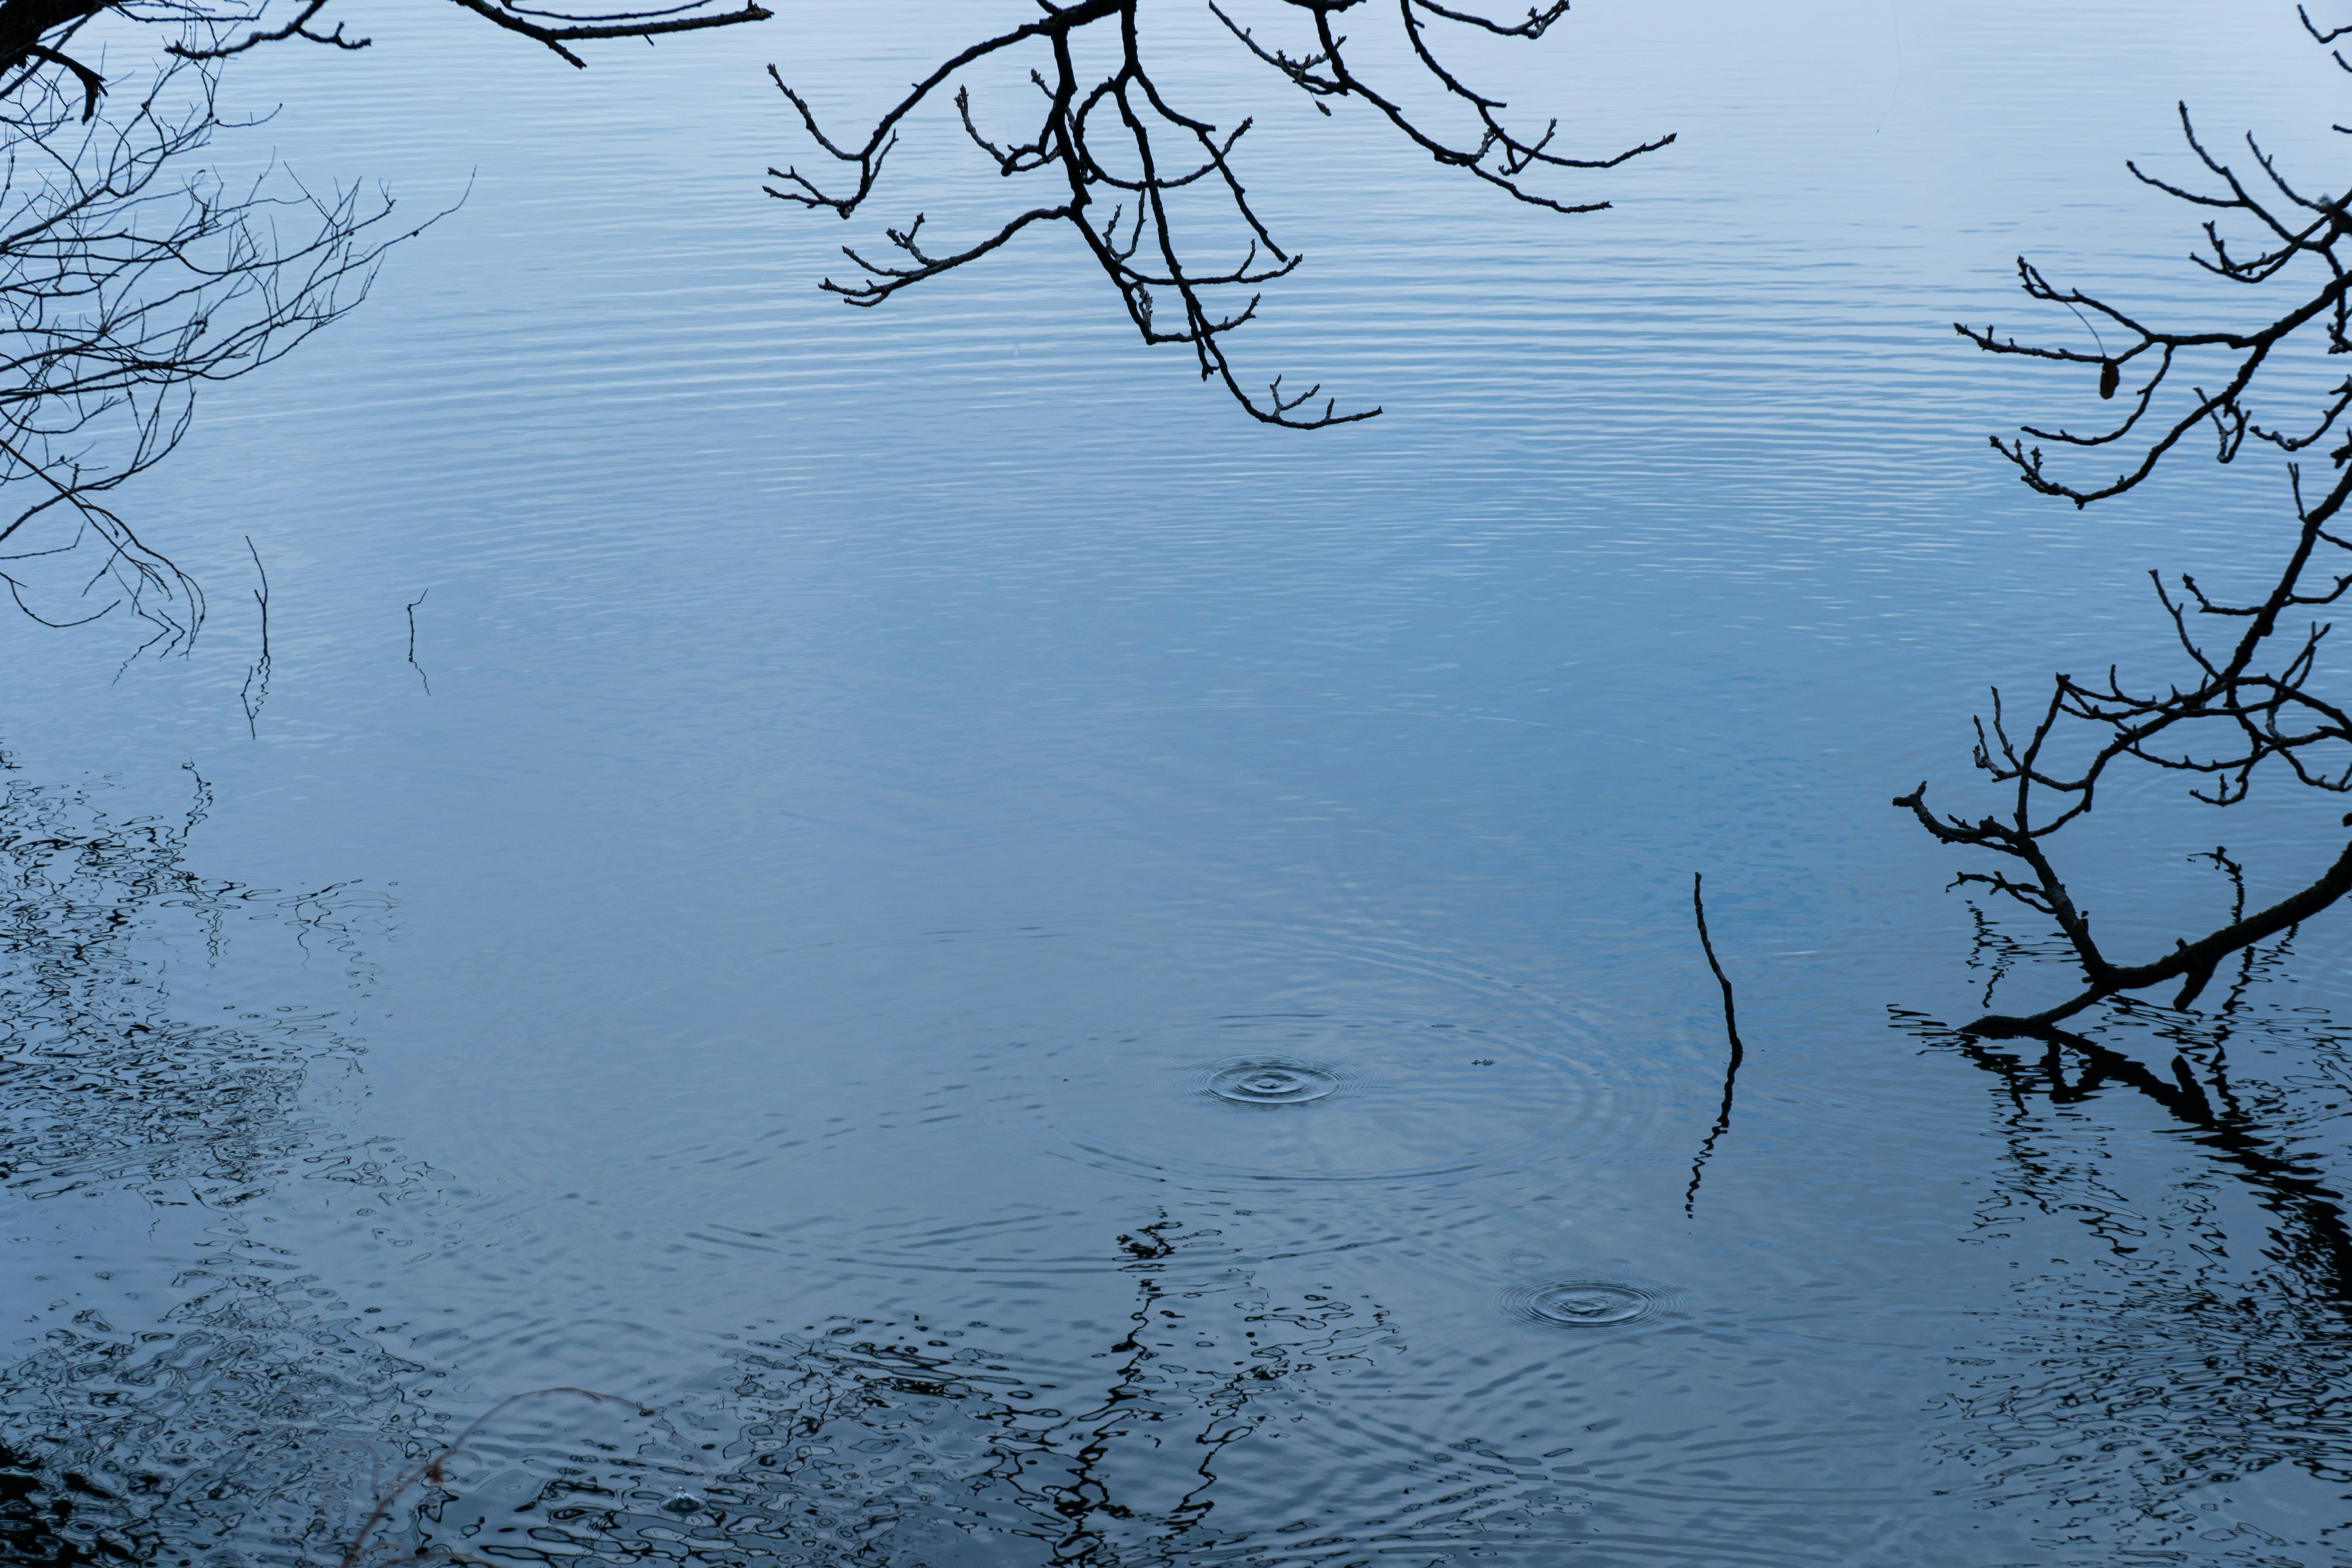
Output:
[{"xmin": 4, "ymin": 1, "xmax": 2351, "ymax": 1563}]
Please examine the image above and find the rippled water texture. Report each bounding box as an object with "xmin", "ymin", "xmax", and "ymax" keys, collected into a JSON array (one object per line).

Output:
[{"xmin": 5, "ymin": 0, "xmax": 2352, "ymax": 1563}]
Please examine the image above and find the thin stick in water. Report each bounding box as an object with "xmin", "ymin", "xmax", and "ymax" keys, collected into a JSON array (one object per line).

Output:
[
  {"xmin": 238, "ymin": 536, "xmax": 271, "ymax": 737},
  {"xmin": 406, "ymin": 587, "xmax": 431, "ymax": 695},
  {"xmin": 1685, "ymin": 871, "xmax": 1746, "ymax": 1216}
]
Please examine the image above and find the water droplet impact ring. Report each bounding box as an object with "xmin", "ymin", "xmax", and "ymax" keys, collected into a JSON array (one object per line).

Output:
[
  {"xmin": 1510, "ymin": 1281, "xmax": 1654, "ymax": 1327},
  {"xmin": 1208, "ymin": 1061, "xmax": 1341, "ymax": 1104}
]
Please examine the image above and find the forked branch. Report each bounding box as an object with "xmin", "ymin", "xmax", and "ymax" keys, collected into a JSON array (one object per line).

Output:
[
  {"xmin": 1909, "ymin": 15, "xmax": 2352, "ymax": 1029},
  {"xmin": 0, "ymin": 58, "xmax": 418, "ymax": 650},
  {"xmin": 767, "ymin": 0, "xmax": 1670, "ymax": 426}
]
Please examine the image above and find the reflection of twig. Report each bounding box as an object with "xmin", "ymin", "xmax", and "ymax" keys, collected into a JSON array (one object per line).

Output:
[
  {"xmin": 182, "ymin": 760, "xmax": 211, "ymax": 836},
  {"xmin": 337, "ymin": 1386, "xmax": 681, "ymax": 1568},
  {"xmin": 237, "ymin": 535, "xmax": 270, "ymax": 738},
  {"xmin": 1910, "ymin": 1005, "xmax": 2352, "ymax": 1306},
  {"xmin": 715, "ymin": 1222, "xmax": 1391, "ymax": 1564},
  {"xmin": 2174, "ymin": 846, "xmax": 2247, "ymax": 1009},
  {"xmin": 1685, "ymin": 872, "xmax": 1746, "ymax": 1216},
  {"xmin": 404, "ymin": 587, "xmax": 430, "ymax": 695}
]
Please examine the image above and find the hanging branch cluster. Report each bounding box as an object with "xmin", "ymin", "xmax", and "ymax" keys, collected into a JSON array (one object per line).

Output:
[
  {"xmin": 0, "ymin": 0, "xmax": 771, "ymax": 646},
  {"xmin": 0, "ymin": 59, "xmax": 402, "ymax": 648},
  {"xmin": 767, "ymin": 0, "xmax": 1670, "ymax": 427},
  {"xmin": 0, "ymin": 0, "xmax": 772, "ymax": 86},
  {"xmin": 1963, "ymin": 118, "xmax": 2352, "ymax": 501},
  {"xmin": 1901, "ymin": 9, "xmax": 2352, "ymax": 1035}
]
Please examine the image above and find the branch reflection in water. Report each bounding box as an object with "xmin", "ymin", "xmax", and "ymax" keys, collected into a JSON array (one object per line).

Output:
[
  {"xmin": 375, "ymin": 1216, "xmax": 1604, "ymax": 1567},
  {"xmin": 0, "ymin": 758, "xmax": 435, "ymax": 1567},
  {"xmin": 1898, "ymin": 903, "xmax": 2352, "ymax": 1557}
]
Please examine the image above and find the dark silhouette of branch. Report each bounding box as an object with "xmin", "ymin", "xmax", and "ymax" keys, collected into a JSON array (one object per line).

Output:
[
  {"xmin": 23, "ymin": 40, "xmax": 100, "ymax": 116},
  {"xmin": 1905, "ymin": 15, "xmax": 2352, "ymax": 1030},
  {"xmin": 1958, "ymin": 85, "xmax": 2352, "ymax": 508},
  {"xmin": 767, "ymin": 0, "xmax": 1670, "ymax": 426},
  {"xmin": 165, "ymin": 0, "xmax": 370, "ymax": 61},
  {"xmin": 0, "ymin": 2, "xmax": 772, "ymax": 646},
  {"xmin": 405, "ymin": 585, "xmax": 430, "ymax": 693},
  {"xmin": 1902, "ymin": 999, "xmax": 2352, "ymax": 1305},
  {"xmin": 0, "ymin": 58, "xmax": 412, "ymax": 650},
  {"xmin": 1684, "ymin": 871, "xmax": 1745, "ymax": 1215},
  {"xmin": 1894, "ymin": 469, "xmax": 2352, "ymax": 1027},
  {"xmin": 1896, "ymin": 980, "xmax": 2352, "ymax": 1539},
  {"xmin": 423, "ymin": 0, "xmax": 772, "ymax": 70},
  {"xmin": 0, "ymin": 1, "xmax": 772, "ymax": 81},
  {"xmin": 237, "ymin": 534, "xmax": 268, "ymax": 734}
]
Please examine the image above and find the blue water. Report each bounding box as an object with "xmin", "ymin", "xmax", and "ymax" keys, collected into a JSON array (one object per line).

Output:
[{"xmin": 4, "ymin": 2, "xmax": 2351, "ymax": 1562}]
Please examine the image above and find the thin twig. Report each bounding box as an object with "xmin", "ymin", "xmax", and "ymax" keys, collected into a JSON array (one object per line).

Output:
[
  {"xmin": 405, "ymin": 586, "xmax": 430, "ymax": 695},
  {"xmin": 1685, "ymin": 871, "xmax": 1746, "ymax": 1215},
  {"xmin": 337, "ymin": 1386, "xmax": 684, "ymax": 1568},
  {"xmin": 238, "ymin": 535, "xmax": 269, "ymax": 738},
  {"xmin": 766, "ymin": 0, "xmax": 1665, "ymax": 426},
  {"xmin": 1909, "ymin": 24, "xmax": 2352, "ymax": 1024}
]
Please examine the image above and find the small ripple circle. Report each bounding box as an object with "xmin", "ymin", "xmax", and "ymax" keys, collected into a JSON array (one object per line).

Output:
[
  {"xmin": 1507, "ymin": 1281, "xmax": 1656, "ymax": 1328},
  {"xmin": 1208, "ymin": 1061, "xmax": 1342, "ymax": 1104}
]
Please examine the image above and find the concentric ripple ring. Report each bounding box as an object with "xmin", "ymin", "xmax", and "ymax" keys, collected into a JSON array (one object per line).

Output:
[
  {"xmin": 1208, "ymin": 1061, "xmax": 1342, "ymax": 1104},
  {"xmin": 1513, "ymin": 1281, "xmax": 1654, "ymax": 1327}
]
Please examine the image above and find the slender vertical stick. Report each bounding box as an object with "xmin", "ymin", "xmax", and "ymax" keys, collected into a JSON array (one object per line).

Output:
[
  {"xmin": 405, "ymin": 587, "xmax": 431, "ymax": 695},
  {"xmin": 1686, "ymin": 872, "xmax": 1746, "ymax": 1215},
  {"xmin": 238, "ymin": 536, "xmax": 270, "ymax": 738}
]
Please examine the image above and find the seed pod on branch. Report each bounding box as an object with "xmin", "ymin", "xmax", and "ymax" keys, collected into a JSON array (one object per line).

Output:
[{"xmin": 1909, "ymin": 11, "xmax": 2352, "ymax": 1033}]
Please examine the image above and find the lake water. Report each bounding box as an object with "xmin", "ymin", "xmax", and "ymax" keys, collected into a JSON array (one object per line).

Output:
[{"xmin": 5, "ymin": 1, "xmax": 2352, "ymax": 1563}]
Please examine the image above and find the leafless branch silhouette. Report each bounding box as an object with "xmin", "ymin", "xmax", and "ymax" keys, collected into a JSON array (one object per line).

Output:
[
  {"xmin": 1904, "ymin": 13, "xmax": 2352, "ymax": 1033},
  {"xmin": 0, "ymin": 1, "xmax": 771, "ymax": 646},
  {"xmin": 0, "ymin": 1, "xmax": 772, "ymax": 88},
  {"xmin": 236, "ymin": 533, "xmax": 268, "ymax": 731},
  {"xmin": 1684, "ymin": 871, "xmax": 1746, "ymax": 1215},
  {"xmin": 767, "ymin": 0, "xmax": 1670, "ymax": 427},
  {"xmin": 1902, "ymin": 908, "xmax": 2352, "ymax": 1307},
  {"xmin": 0, "ymin": 56, "xmax": 402, "ymax": 650},
  {"xmin": 405, "ymin": 584, "xmax": 430, "ymax": 693}
]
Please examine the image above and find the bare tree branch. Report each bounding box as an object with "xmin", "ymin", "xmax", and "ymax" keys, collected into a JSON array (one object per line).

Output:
[
  {"xmin": 0, "ymin": 56, "xmax": 419, "ymax": 649},
  {"xmin": 0, "ymin": 0, "xmax": 771, "ymax": 643},
  {"xmin": 1958, "ymin": 93, "xmax": 2352, "ymax": 508},
  {"xmin": 1907, "ymin": 15, "xmax": 2352, "ymax": 1031},
  {"xmin": 768, "ymin": 0, "xmax": 1670, "ymax": 426},
  {"xmin": 0, "ymin": 0, "xmax": 773, "ymax": 80}
]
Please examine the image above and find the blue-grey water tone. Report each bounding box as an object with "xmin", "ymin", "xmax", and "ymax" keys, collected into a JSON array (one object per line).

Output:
[{"xmin": 6, "ymin": 1, "xmax": 2352, "ymax": 1563}]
